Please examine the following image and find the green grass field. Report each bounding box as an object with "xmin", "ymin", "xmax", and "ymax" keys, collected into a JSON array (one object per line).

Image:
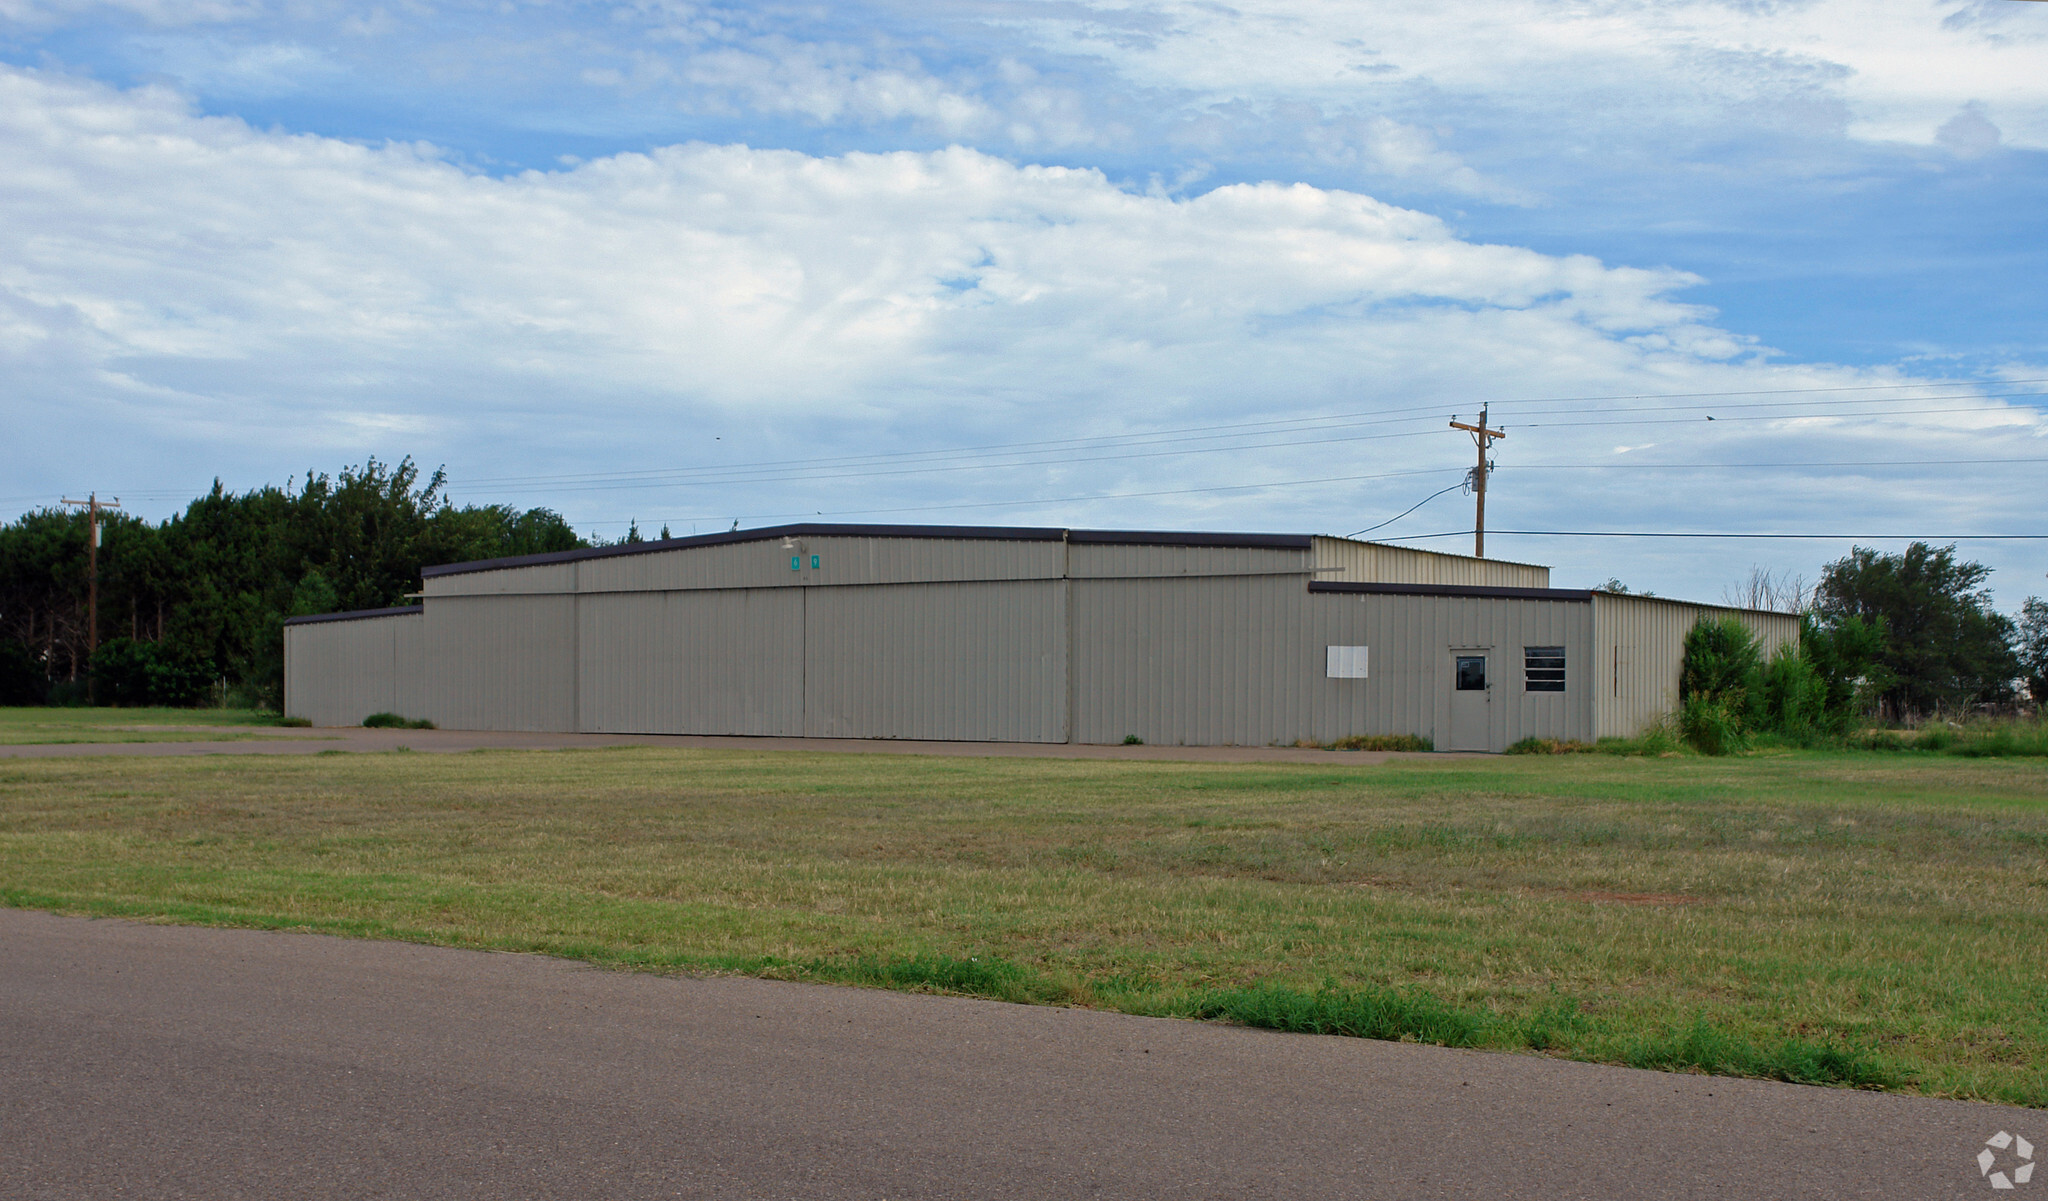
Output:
[
  {"xmin": 2, "ymin": 746, "xmax": 2043, "ymax": 1104},
  {"xmin": 0, "ymin": 707, "xmax": 308, "ymax": 745}
]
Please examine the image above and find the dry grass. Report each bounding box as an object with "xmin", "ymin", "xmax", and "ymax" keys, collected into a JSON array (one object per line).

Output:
[{"xmin": 1, "ymin": 746, "xmax": 2043, "ymax": 1103}]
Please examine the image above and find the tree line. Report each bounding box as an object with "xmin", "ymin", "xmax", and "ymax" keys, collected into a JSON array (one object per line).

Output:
[{"xmin": 0, "ymin": 459, "xmax": 585, "ymax": 708}]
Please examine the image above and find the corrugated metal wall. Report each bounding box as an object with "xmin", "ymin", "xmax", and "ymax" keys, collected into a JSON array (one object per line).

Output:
[
  {"xmin": 505, "ymin": 536, "xmax": 1063, "ymax": 596},
  {"xmin": 1311, "ymin": 537, "xmax": 1550, "ymax": 588},
  {"xmin": 421, "ymin": 595, "xmax": 578, "ymax": 733},
  {"xmin": 805, "ymin": 580, "xmax": 1065, "ymax": 741},
  {"xmin": 1071, "ymin": 579, "xmax": 1593, "ymax": 749},
  {"xmin": 578, "ymin": 589, "xmax": 804, "ymax": 736},
  {"xmin": 1067, "ymin": 542, "xmax": 1308, "ymax": 580},
  {"xmin": 1072, "ymin": 575, "xmax": 1308, "ymax": 746},
  {"xmin": 283, "ymin": 612, "xmax": 424, "ymax": 727},
  {"xmin": 291, "ymin": 529, "xmax": 1755, "ymax": 748},
  {"xmin": 1310, "ymin": 592, "xmax": 1594, "ymax": 751},
  {"xmin": 1591, "ymin": 595, "xmax": 1803, "ymax": 738},
  {"xmin": 421, "ymin": 562, "xmax": 577, "ymax": 598}
]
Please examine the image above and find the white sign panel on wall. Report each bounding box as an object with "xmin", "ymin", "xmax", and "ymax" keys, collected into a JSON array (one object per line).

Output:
[{"xmin": 1325, "ymin": 645, "xmax": 1369, "ymax": 679}]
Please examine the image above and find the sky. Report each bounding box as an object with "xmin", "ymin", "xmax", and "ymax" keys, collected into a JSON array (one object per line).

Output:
[{"xmin": 1, "ymin": 0, "xmax": 2043, "ymax": 606}]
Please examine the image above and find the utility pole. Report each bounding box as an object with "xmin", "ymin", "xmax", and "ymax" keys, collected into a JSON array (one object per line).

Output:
[
  {"xmin": 1448, "ymin": 408, "xmax": 1505, "ymax": 558},
  {"xmin": 60, "ymin": 493, "xmax": 121, "ymax": 670}
]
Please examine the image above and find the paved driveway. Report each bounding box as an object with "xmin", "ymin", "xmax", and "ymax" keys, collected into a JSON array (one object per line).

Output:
[{"xmin": 1, "ymin": 909, "xmax": 2029, "ymax": 1199}]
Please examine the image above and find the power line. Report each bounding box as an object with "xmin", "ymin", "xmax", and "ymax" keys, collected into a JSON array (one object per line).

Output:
[
  {"xmin": 451, "ymin": 384, "xmax": 2048, "ymax": 492},
  {"xmin": 460, "ymin": 402, "xmax": 2041, "ymax": 498},
  {"xmin": 1380, "ymin": 530, "xmax": 2048, "ymax": 541},
  {"xmin": 1347, "ymin": 481, "xmax": 1467, "ymax": 538}
]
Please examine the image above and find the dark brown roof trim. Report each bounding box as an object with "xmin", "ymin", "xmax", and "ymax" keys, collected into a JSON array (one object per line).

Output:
[
  {"xmin": 421, "ymin": 522, "xmax": 1312, "ymax": 579},
  {"xmin": 1310, "ymin": 581, "xmax": 1595, "ymax": 602},
  {"xmin": 283, "ymin": 604, "xmax": 424, "ymax": 626}
]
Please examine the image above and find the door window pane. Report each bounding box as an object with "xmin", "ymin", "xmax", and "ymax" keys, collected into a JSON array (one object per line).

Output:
[{"xmin": 1455, "ymin": 655, "xmax": 1487, "ymax": 691}]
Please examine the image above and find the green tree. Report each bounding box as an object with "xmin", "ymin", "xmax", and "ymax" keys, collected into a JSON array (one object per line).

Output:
[
  {"xmin": 2019, "ymin": 598, "xmax": 2048, "ymax": 706},
  {"xmin": 0, "ymin": 508, "xmax": 90, "ymax": 683},
  {"xmin": 0, "ymin": 457, "xmax": 589, "ymax": 709},
  {"xmin": 1797, "ymin": 612, "xmax": 1890, "ymax": 724},
  {"xmin": 1678, "ymin": 616, "xmax": 1762, "ymax": 754},
  {"xmin": 1814, "ymin": 543, "xmax": 2019, "ymax": 718}
]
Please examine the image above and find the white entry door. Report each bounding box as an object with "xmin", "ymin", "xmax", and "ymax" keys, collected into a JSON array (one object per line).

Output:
[{"xmin": 1448, "ymin": 650, "xmax": 1493, "ymax": 751}]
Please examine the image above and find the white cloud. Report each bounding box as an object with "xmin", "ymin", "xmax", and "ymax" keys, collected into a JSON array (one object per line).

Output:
[
  {"xmin": 1937, "ymin": 101, "xmax": 2002, "ymax": 158},
  {"xmin": 0, "ymin": 0, "xmax": 257, "ymax": 26},
  {"xmin": 1, "ymin": 64, "xmax": 2041, "ymax": 601},
  {"xmin": 993, "ymin": 0, "xmax": 2048, "ymax": 150},
  {"xmin": 678, "ymin": 41, "xmax": 993, "ymax": 133}
]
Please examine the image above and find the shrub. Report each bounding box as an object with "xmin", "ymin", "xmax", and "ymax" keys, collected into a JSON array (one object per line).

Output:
[
  {"xmin": 1755, "ymin": 645, "xmax": 1828, "ymax": 742},
  {"xmin": 0, "ymin": 640, "xmax": 46, "ymax": 706},
  {"xmin": 362, "ymin": 712, "xmax": 435, "ymax": 729},
  {"xmin": 278, "ymin": 716, "xmax": 312, "ymax": 727},
  {"xmin": 87, "ymin": 638, "xmax": 214, "ymax": 707},
  {"xmin": 1121, "ymin": 734, "xmax": 1143, "ymax": 745},
  {"xmin": 45, "ymin": 679, "xmax": 91, "ymax": 707},
  {"xmin": 1679, "ymin": 695, "xmax": 1748, "ymax": 756},
  {"xmin": 1681, "ymin": 618, "xmax": 1760, "ymax": 709},
  {"xmin": 1326, "ymin": 733, "xmax": 1433, "ymax": 752}
]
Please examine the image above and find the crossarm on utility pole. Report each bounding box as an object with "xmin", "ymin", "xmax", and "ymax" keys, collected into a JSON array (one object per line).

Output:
[{"xmin": 1447, "ymin": 410, "xmax": 1505, "ymax": 558}]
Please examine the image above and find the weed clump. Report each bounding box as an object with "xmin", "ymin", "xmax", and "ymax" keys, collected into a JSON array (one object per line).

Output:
[
  {"xmin": 1326, "ymin": 734, "xmax": 1433, "ymax": 753},
  {"xmin": 1621, "ymin": 1016, "xmax": 1905, "ymax": 1090},
  {"xmin": 363, "ymin": 712, "xmax": 435, "ymax": 730},
  {"xmin": 835, "ymin": 953, "xmax": 1073, "ymax": 1006},
  {"xmin": 1505, "ymin": 736, "xmax": 1595, "ymax": 755},
  {"xmin": 1184, "ymin": 983, "xmax": 1485, "ymax": 1047},
  {"xmin": 1183, "ymin": 986, "xmax": 1902, "ymax": 1093}
]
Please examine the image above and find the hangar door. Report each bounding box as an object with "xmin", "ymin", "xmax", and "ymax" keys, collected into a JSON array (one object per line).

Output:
[{"xmin": 804, "ymin": 580, "xmax": 1065, "ymax": 743}]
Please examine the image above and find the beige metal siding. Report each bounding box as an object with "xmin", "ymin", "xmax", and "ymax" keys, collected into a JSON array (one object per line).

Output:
[
  {"xmin": 421, "ymin": 562, "xmax": 577, "ymax": 598},
  {"xmin": 1308, "ymin": 593, "xmax": 1593, "ymax": 750},
  {"xmin": 1067, "ymin": 542, "xmax": 1310, "ymax": 580},
  {"xmin": 791, "ymin": 536, "xmax": 1065, "ymax": 588},
  {"xmin": 577, "ymin": 589, "xmax": 803, "ymax": 735},
  {"xmin": 1311, "ymin": 536, "xmax": 1550, "ymax": 588},
  {"xmin": 1072, "ymin": 578, "xmax": 1592, "ymax": 749},
  {"xmin": 1072, "ymin": 575, "xmax": 1313, "ymax": 746},
  {"xmin": 430, "ymin": 536, "xmax": 1070, "ymax": 597},
  {"xmin": 1592, "ymin": 595, "xmax": 1802, "ymax": 738},
  {"xmin": 392, "ymin": 615, "xmax": 425, "ymax": 718},
  {"xmin": 804, "ymin": 581, "xmax": 1066, "ymax": 741},
  {"xmin": 283, "ymin": 612, "xmax": 425, "ymax": 727},
  {"xmin": 420, "ymin": 594, "xmax": 578, "ymax": 732}
]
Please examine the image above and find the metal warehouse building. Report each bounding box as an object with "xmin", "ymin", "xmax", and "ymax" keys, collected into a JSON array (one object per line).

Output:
[{"xmin": 283, "ymin": 523, "xmax": 1797, "ymax": 752}]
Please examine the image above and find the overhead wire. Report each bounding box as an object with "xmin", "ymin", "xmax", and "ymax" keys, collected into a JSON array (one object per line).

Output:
[
  {"xmin": 449, "ymin": 380, "xmax": 2048, "ymax": 492},
  {"xmin": 1379, "ymin": 530, "xmax": 2048, "ymax": 541},
  {"xmin": 461, "ymin": 401, "xmax": 2044, "ymax": 498},
  {"xmin": 17, "ymin": 378, "xmax": 2045, "ymax": 515}
]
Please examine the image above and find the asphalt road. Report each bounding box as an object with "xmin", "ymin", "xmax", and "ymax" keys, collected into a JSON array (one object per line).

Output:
[{"xmin": 3, "ymin": 910, "xmax": 2035, "ymax": 1199}]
